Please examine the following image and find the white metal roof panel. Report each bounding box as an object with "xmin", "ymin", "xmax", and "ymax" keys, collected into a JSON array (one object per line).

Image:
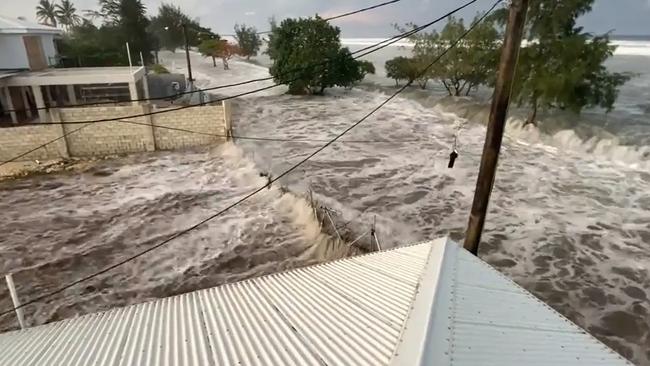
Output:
[
  {"xmin": 0, "ymin": 237, "xmax": 631, "ymax": 366},
  {"xmin": 391, "ymin": 238, "xmax": 632, "ymax": 366},
  {"xmin": 0, "ymin": 242, "xmax": 433, "ymax": 366}
]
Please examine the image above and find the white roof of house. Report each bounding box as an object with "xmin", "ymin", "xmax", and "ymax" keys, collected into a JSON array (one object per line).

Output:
[
  {"xmin": 0, "ymin": 237, "xmax": 631, "ymax": 365},
  {"xmin": 0, "ymin": 15, "xmax": 62, "ymax": 35},
  {"xmin": 5, "ymin": 67, "xmax": 146, "ymax": 86}
]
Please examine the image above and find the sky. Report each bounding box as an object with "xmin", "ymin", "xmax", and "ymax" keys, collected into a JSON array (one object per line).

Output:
[{"xmin": 1, "ymin": 0, "xmax": 649, "ymax": 37}]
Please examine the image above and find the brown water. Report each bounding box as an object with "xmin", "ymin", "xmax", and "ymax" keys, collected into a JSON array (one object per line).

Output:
[
  {"xmin": 1, "ymin": 50, "xmax": 649, "ymax": 365},
  {"xmin": 0, "ymin": 144, "xmax": 345, "ymax": 332},
  {"xmin": 229, "ymin": 89, "xmax": 650, "ymax": 365}
]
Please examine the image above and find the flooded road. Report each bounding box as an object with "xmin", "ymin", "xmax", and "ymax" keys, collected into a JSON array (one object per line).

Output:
[
  {"xmin": 0, "ymin": 52, "xmax": 648, "ymax": 365},
  {"xmin": 0, "ymin": 145, "xmax": 343, "ymax": 331}
]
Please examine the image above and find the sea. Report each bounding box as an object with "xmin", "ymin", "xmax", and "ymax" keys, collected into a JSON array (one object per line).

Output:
[{"xmin": 0, "ymin": 37, "xmax": 649, "ymax": 364}]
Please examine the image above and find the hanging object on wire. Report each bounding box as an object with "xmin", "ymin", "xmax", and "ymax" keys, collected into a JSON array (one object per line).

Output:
[{"xmin": 448, "ymin": 134, "xmax": 459, "ymax": 168}]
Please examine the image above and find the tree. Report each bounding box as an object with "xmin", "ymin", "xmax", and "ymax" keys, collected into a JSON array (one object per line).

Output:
[
  {"xmin": 267, "ymin": 16, "xmax": 372, "ymax": 95},
  {"xmin": 234, "ymin": 24, "xmax": 262, "ymax": 60},
  {"xmin": 401, "ymin": 14, "xmax": 499, "ymax": 95},
  {"xmin": 149, "ymin": 3, "xmax": 215, "ymax": 51},
  {"xmin": 55, "ymin": 0, "xmax": 82, "ymax": 31},
  {"xmin": 216, "ymin": 41, "xmax": 241, "ymax": 70},
  {"xmin": 117, "ymin": 0, "xmax": 153, "ymax": 64},
  {"xmin": 57, "ymin": 0, "xmax": 155, "ymax": 65},
  {"xmin": 198, "ymin": 38, "xmax": 221, "ymax": 67},
  {"xmin": 36, "ymin": 0, "xmax": 58, "ymax": 27},
  {"xmin": 359, "ymin": 60, "xmax": 375, "ymax": 76},
  {"xmin": 198, "ymin": 39, "xmax": 239, "ymax": 69},
  {"xmin": 385, "ymin": 56, "xmax": 419, "ymax": 86},
  {"xmin": 502, "ymin": 0, "xmax": 631, "ymax": 124},
  {"xmin": 58, "ymin": 20, "xmax": 129, "ymax": 66}
]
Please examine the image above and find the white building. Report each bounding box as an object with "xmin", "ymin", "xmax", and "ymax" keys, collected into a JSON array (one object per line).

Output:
[
  {"xmin": 0, "ymin": 15, "xmax": 60, "ymax": 71},
  {"xmin": 0, "ymin": 15, "xmax": 149, "ymax": 125}
]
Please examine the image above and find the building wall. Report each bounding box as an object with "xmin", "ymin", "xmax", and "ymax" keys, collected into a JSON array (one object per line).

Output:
[
  {"xmin": 41, "ymin": 34, "xmax": 57, "ymax": 66},
  {"xmin": 0, "ymin": 35, "xmax": 29, "ymax": 69},
  {"xmin": 0, "ymin": 34, "xmax": 58, "ymax": 70},
  {"xmin": 0, "ymin": 123, "xmax": 68, "ymax": 161},
  {"xmin": 59, "ymin": 105, "xmax": 156, "ymax": 156},
  {"xmin": 0, "ymin": 103, "xmax": 228, "ymax": 162},
  {"xmin": 152, "ymin": 106, "xmax": 225, "ymax": 150}
]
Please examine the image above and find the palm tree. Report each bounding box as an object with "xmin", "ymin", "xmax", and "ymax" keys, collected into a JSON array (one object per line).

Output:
[
  {"xmin": 55, "ymin": 0, "xmax": 82, "ymax": 31},
  {"xmin": 35, "ymin": 0, "xmax": 58, "ymax": 27}
]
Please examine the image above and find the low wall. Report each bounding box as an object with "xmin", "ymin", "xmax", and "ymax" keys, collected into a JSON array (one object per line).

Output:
[
  {"xmin": 0, "ymin": 124, "xmax": 68, "ymax": 161},
  {"xmin": 0, "ymin": 101, "xmax": 230, "ymax": 162},
  {"xmin": 152, "ymin": 105, "xmax": 225, "ymax": 150}
]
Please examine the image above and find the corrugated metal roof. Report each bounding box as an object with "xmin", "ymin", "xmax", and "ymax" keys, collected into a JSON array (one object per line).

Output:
[
  {"xmin": 0, "ymin": 237, "xmax": 631, "ymax": 365},
  {"xmin": 391, "ymin": 238, "xmax": 632, "ymax": 366}
]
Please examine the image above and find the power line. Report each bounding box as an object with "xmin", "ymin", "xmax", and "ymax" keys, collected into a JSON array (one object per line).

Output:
[
  {"xmin": 0, "ymin": 0, "xmax": 501, "ymax": 318},
  {"xmin": 109, "ymin": 117, "xmax": 431, "ymax": 144},
  {"xmin": 323, "ymin": 0, "xmax": 402, "ymax": 21},
  {"xmin": 3, "ymin": 0, "xmax": 477, "ymax": 116},
  {"xmin": 3, "ymin": 0, "xmax": 406, "ymax": 115},
  {"xmin": 226, "ymin": 0, "xmax": 403, "ymax": 36},
  {"xmin": 0, "ymin": 0, "xmax": 481, "ymax": 168}
]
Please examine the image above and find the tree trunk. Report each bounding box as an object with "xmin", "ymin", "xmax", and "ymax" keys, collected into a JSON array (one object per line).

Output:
[
  {"xmin": 212, "ymin": 56, "xmax": 216, "ymax": 67},
  {"xmin": 459, "ymin": 80, "xmax": 469, "ymax": 96},
  {"xmin": 465, "ymin": 84, "xmax": 474, "ymax": 96},
  {"xmin": 441, "ymin": 80, "xmax": 452, "ymax": 96},
  {"xmin": 525, "ymin": 97, "xmax": 538, "ymax": 126},
  {"xmin": 222, "ymin": 57, "xmax": 229, "ymax": 70}
]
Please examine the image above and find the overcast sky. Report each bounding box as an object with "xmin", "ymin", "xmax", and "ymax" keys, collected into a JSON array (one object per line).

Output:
[{"xmin": 1, "ymin": 0, "xmax": 649, "ymax": 37}]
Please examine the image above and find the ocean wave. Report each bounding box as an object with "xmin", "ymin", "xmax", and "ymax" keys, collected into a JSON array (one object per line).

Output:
[
  {"xmin": 342, "ymin": 38, "xmax": 650, "ymax": 56},
  {"xmin": 505, "ymin": 118, "xmax": 650, "ymax": 170}
]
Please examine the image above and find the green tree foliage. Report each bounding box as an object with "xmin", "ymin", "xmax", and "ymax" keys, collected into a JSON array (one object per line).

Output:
[
  {"xmin": 55, "ymin": 0, "xmax": 82, "ymax": 31},
  {"xmin": 36, "ymin": 0, "xmax": 58, "ymax": 27},
  {"xmin": 500, "ymin": 0, "xmax": 631, "ymax": 124},
  {"xmin": 58, "ymin": 0, "xmax": 154, "ymax": 65},
  {"xmin": 58, "ymin": 20, "xmax": 129, "ymax": 66},
  {"xmin": 151, "ymin": 64, "xmax": 169, "ymax": 74},
  {"xmin": 359, "ymin": 60, "xmax": 376, "ymax": 76},
  {"xmin": 149, "ymin": 3, "xmax": 215, "ymax": 51},
  {"xmin": 118, "ymin": 0, "xmax": 152, "ymax": 63},
  {"xmin": 401, "ymin": 14, "xmax": 499, "ymax": 95},
  {"xmin": 234, "ymin": 24, "xmax": 262, "ymax": 60},
  {"xmin": 385, "ymin": 56, "xmax": 421, "ymax": 87},
  {"xmin": 267, "ymin": 16, "xmax": 372, "ymax": 95},
  {"xmin": 198, "ymin": 38, "xmax": 222, "ymax": 67},
  {"xmin": 198, "ymin": 39, "xmax": 239, "ymax": 69}
]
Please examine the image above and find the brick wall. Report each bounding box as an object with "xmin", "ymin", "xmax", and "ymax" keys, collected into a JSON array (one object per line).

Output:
[
  {"xmin": 59, "ymin": 105, "xmax": 155, "ymax": 157},
  {"xmin": 0, "ymin": 102, "xmax": 228, "ymax": 162},
  {"xmin": 152, "ymin": 105, "xmax": 225, "ymax": 150},
  {"xmin": 0, "ymin": 124, "xmax": 68, "ymax": 161}
]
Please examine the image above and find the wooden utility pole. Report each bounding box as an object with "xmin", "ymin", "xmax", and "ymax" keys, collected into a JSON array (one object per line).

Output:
[
  {"xmin": 464, "ymin": 0, "xmax": 529, "ymax": 255},
  {"xmin": 182, "ymin": 24, "xmax": 194, "ymax": 83}
]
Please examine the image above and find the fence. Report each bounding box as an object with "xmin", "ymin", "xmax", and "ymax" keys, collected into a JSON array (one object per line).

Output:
[{"xmin": 0, "ymin": 101, "xmax": 231, "ymax": 162}]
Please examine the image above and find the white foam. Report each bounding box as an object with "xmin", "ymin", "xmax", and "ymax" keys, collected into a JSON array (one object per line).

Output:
[
  {"xmin": 341, "ymin": 37, "xmax": 650, "ymax": 56},
  {"xmin": 504, "ymin": 118, "xmax": 650, "ymax": 170},
  {"xmin": 342, "ymin": 38, "xmax": 414, "ymax": 48},
  {"xmin": 611, "ymin": 40, "xmax": 650, "ymax": 56}
]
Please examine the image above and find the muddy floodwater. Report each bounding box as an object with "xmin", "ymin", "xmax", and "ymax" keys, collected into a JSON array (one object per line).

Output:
[
  {"xmin": 0, "ymin": 145, "xmax": 345, "ymax": 332},
  {"xmin": 1, "ymin": 50, "xmax": 649, "ymax": 365}
]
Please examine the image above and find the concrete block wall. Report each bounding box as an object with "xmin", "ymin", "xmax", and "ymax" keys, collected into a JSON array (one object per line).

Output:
[
  {"xmin": 0, "ymin": 124, "xmax": 68, "ymax": 161},
  {"xmin": 152, "ymin": 105, "xmax": 225, "ymax": 150},
  {"xmin": 0, "ymin": 102, "xmax": 228, "ymax": 162},
  {"xmin": 59, "ymin": 106, "xmax": 155, "ymax": 157}
]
